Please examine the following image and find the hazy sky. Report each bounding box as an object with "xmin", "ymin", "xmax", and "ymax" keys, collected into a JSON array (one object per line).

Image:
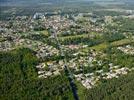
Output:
[{"xmin": 0, "ymin": 0, "xmax": 133, "ymax": 6}]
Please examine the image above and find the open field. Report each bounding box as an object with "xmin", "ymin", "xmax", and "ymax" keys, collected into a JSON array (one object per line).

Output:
[{"xmin": 82, "ymin": 38, "xmax": 134, "ymax": 51}]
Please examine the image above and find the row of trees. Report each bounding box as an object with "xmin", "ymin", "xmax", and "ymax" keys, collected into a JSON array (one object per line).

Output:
[
  {"xmin": 57, "ymin": 32, "xmax": 125, "ymax": 46},
  {"xmin": 59, "ymin": 36, "xmax": 103, "ymax": 46},
  {"xmin": 103, "ymin": 32, "xmax": 125, "ymax": 42}
]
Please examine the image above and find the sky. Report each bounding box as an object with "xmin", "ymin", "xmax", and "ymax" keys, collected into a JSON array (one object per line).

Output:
[{"xmin": 0, "ymin": 0, "xmax": 134, "ymax": 6}]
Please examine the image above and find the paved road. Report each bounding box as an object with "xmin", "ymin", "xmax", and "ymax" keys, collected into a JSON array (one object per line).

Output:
[{"xmin": 52, "ymin": 29, "xmax": 79, "ymax": 100}]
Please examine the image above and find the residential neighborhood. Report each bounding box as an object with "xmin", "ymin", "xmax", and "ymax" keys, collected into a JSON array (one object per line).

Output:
[{"xmin": 0, "ymin": 0, "xmax": 134, "ymax": 99}]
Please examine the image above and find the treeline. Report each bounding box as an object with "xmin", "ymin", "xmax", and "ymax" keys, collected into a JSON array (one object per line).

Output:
[
  {"xmin": 23, "ymin": 33, "xmax": 48, "ymax": 41},
  {"xmin": 59, "ymin": 36, "xmax": 103, "ymax": 46},
  {"xmin": 42, "ymin": 35, "xmax": 102, "ymax": 48},
  {"xmin": 84, "ymin": 71, "xmax": 134, "ymax": 100},
  {"xmin": 57, "ymin": 32, "xmax": 125, "ymax": 46},
  {"xmin": 103, "ymin": 32, "xmax": 125, "ymax": 42},
  {"xmin": 0, "ymin": 48, "xmax": 73, "ymax": 100}
]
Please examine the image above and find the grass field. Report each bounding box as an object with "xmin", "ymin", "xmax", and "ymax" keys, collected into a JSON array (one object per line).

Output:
[
  {"xmin": 36, "ymin": 30, "xmax": 49, "ymax": 36},
  {"xmin": 81, "ymin": 38, "xmax": 134, "ymax": 52}
]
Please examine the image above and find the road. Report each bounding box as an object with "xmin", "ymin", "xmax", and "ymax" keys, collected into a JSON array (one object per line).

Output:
[{"xmin": 52, "ymin": 29, "xmax": 79, "ymax": 100}]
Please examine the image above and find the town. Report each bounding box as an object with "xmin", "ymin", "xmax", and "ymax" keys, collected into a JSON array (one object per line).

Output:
[
  {"xmin": 0, "ymin": 11, "xmax": 134, "ymax": 90},
  {"xmin": 1, "ymin": 0, "xmax": 134, "ymax": 99}
]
